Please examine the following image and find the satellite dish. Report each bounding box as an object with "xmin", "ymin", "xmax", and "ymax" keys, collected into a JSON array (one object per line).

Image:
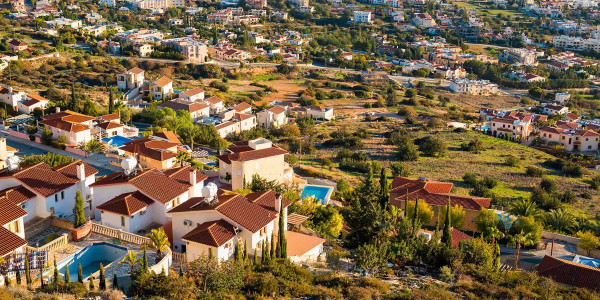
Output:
[
  {"xmin": 121, "ymin": 156, "xmax": 137, "ymax": 176},
  {"xmin": 6, "ymin": 156, "xmax": 20, "ymax": 172}
]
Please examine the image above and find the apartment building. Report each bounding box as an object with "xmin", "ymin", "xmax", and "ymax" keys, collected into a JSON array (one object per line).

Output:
[
  {"xmin": 449, "ymin": 79, "xmax": 498, "ymax": 95},
  {"xmin": 353, "ymin": 11, "xmax": 373, "ymax": 23},
  {"xmin": 412, "ymin": 13, "xmax": 436, "ymax": 28},
  {"xmin": 216, "ymin": 138, "xmax": 293, "ymax": 190},
  {"xmin": 539, "ymin": 127, "xmax": 599, "ymax": 152},
  {"xmin": 162, "ymin": 37, "xmax": 208, "ymax": 62},
  {"xmin": 553, "ymin": 35, "xmax": 600, "ymax": 51}
]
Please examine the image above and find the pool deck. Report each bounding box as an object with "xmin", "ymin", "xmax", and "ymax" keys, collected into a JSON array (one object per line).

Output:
[{"xmin": 52, "ymin": 233, "xmax": 159, "ymax": 279}]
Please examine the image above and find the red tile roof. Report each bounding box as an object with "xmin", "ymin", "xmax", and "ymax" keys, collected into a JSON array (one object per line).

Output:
[
  {"xmin": 92, "ymin": 169, "xmax": 193, "ymax": 204},
  {"xmin": 537, "ymin": 255, "xmax": 600, "ymax": 290},
  {"xmin": 284, "ymin": 231, "xmax": 325, "ymax": 257},
  {"xmin": 99, "ymin": 113, "xmax": 120, "ymax": 121},
  {"xmin": 0, "ymin": 186, "xmax": 35, "ymax": 226},
  {"xmin": 232, "ymin": 102, "xmax": 252, "ymax": 112},
  {"xmin": 180, "ymin": 87, "xmax": 205, "ymax": 98},
  {"xmin": 181, "ymin": 219, "xmax": 237, "ymax": 247},
  {"xmin": 154, "ymin": 77, "xmax": 172, "ymax": 87},
  {"xmin": 451, "ymin": 228, "xmax": 473, "ymax": 248},
  {"xmin": 245, "ymin": 190, "xmax": 290, "ymax": 213},
  {"xmin": 163, "ymin": 165, "xmax": 208, "ymax": 185},
  {"xmin": 390, "ymin": 177, "xmax": 490, "ymax": 211},
  {"xmin": 121, "ymin": 135, "xmax": 180, "ymax": 162},
  {"xmin": 0, "ymin": 226, "xmax": 27, "ymax": 257},
  {"xmin": 159, "ymin": 99, "xmax": 209, "ymax": 113},
  {"xmin": 12, "ymin": 163, "xmax": 79, "ymax": 197},
  {"xmin": 204, "ymin": 96, "xmax": 224, "ymax": 104},
  {"xmin": 169, "ymin": 190, "xmax": 280, "ymax": 233},
  {"xmin": 217, "ymin": 145, "xmax": 287, "ymax": 164},
  {"xmin": 97, "ymin": 191, "xmax": 154, "ymax": 216},
  {"xmin": 97, "ymin": 121, "xmax": 124, "ymax": 130},
  {"xmin": 127, "ymin": 67, "xmax": 144, "ymax": 75},
  {"xmin": 53, "ymin": 161, "xmax": 98, "ymax": 181},
  {"xmin": 152, "ymin": 131, "xmax": 181, "ymax": 145}
]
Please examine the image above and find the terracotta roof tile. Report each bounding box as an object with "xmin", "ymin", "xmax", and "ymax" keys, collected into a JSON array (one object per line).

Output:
[
  {"xmin": 14, "ymin": 163, "xmax": 78, "ymax": 197},
  {"xmin": 205, "ymin": 96, "xmax": 224, "ymax": 104},
  {"xmin": 284, "ymin": 231, "xmax": 325, "ymax": 257},
  {"xmin": 159, "ymin": 99, "xmax": 209, "ymax": 113},
  {"xmin": 97, "ymin": 191, "xmax": 154, "ymax": 216},
  {"xmin": 169, "ymin": 190, "xmax": 278, "ymax": 233},
  {"xmin": 127, "ymin": 67, "xmax": 144, "ymax": 75},
  {"xmin": 181, "ymin": 219, "xmax": 236, "ymax": 247},
  {"xmin": 390, "ymin": 177, "xmax": 490, "ymax": 211},
  {"xmin": 99, "ymin": 113, "xmax": 120, "ymax": 121},
  {"xmin": 180, "ymin": 87, "xmax": 205, "ymax": 97},
  {"xmin": 92, "ymin": 169, "xmax": 192, "ymax": 204},
  {"xmin": 232, "ymin": 102, "xmax": 252, "ymax": 112},
  {"xmin": 97, "ymin": 122, "xmax": 124, "ymax": 130},
  {"xmin": 245, "ymin": 190, "xmax": 290, "ymax": 212},
  {"xmin": 154, "ymin": 77, "xmax": 172, "ymax": 87},
  {"xmin": 163, "ymin": 166, "xmax": 208, "ymax": 184},
  {"xmin": 537, "ymin": 255, "xmax": 600, "ymax": 290},
  {"xmin": 217, "ymin": 147, "xmax": 287, "ymax": 164},
  {"xmin": 0, "ymin": 186, "xmax": 35, "ymax": 226},
  {"xmin": 0, "ymin": 227, "xmax": 27, "ymax": 257},
  {"xmin": 54, "ymin": 161, "xmax": 99, "ymax": 180}
]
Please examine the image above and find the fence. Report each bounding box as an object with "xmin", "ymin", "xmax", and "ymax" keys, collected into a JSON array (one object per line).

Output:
[
  {"xmin": 8, "ymin": 130, "xmax": 29, "ymax": 140},
  {"xmin": 91, "ymin": 222, "xmax": 150, "ymax": 245},
  {"xmin": 541, "ymin": 231, "xmax": 581, "ymax": 245},
  {"xmin": 24, "ymin": 233, "xmax": 69, "ymax": 254},
  {"xmin": 172, "ymin": 251, "xmax": 187, "ymax": 264}
]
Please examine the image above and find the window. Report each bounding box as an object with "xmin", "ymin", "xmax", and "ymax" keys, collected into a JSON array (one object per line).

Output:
[
  {"xmin": 61, "ymin": 191, "xmax": 65, "ymax": 199},
  {"xmin": 121, "ymin": 216, "xmax": 126, "ymax": 226},
  {"xmin": 140, "ymin": 210, "xmax": 145, "ymax": 216},
  {"xmin": 55, "ymin": 194, "xmax": 58, "ymax": 202}
]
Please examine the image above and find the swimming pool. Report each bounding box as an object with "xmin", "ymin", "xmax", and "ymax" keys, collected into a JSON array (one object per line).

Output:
[
  {"xmin": 301, "ymin": 185, "xmax": 333, "ymax": 205},
  {"xmin": 573, "ymin": 255, "xmax": 600, "ymax": 268},
  {"xmin": 102, "ymin": 136, "xmax": 133, "ymax": 147},
  {"xmin": 56, "ymin": 242, "xmax": 127, "ymax": 282}
]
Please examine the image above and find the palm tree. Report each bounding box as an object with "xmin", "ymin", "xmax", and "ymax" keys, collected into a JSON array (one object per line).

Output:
[
  {"xmin": 175, "ymin": 151, "xmax": 191, "ymax": 167},
  {"xmin": 509, "ymin": 199, "xmax": 542, "ymax": 220},
  {"xmin": 486, "ymin": 226, "xmax": 505, "ymax": 245},
  {"xmin": 545, "ymin": 209, "xmax": 576, "ymax": 234},
  {"xmin": 146, "ymin": 228, "xmax": 171, "ymax": 261},
  {"xmin": 119, "ymin": 251, "xmax": 140, "ymax": 272},
  {"xmin": 508, "ymin": 230, "xmax": 535, "ymax": 270},
  {"xmin": 180, "ymin": 124, "xmax": 201, "ymax": 150}
]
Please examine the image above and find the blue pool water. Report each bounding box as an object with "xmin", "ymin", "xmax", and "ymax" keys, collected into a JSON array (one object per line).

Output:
[
  {"xmin": 102, "ymin": 136, "xmax": 133, "ymax": 147},
  {"xmin": 573, "ymin": 255, "xmax": 600, "ymax": 268},
  {"xmin": 301, "ymin": 185, "xmax": 332, "ymax": 205},
  {"xmin": 57, "ymin": 242, "xmax": 127, "ymax": 282}
]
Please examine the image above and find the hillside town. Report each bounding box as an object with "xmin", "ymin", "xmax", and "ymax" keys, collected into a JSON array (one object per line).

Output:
[{"xmin": 1, "ymin": 0, "xmax": 600, "ymax": 299}]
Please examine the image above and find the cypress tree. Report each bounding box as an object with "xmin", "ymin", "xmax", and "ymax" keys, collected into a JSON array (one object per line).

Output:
[
  {"xmin": 89, "ymin": 275, "xmax": 94, "ymax": 290},
  {"xmin": 99, "ymin": 263, "xmax": 106, "ymax": 290},
  {"xmin": 112, "ymin": 273, "xmax": 118, "ymax": 290},
  {"xmin": 404, "ymin": 189, "xmax": 408, "ymax": 213},
  {"xmin": 277, "ymin": 200, "xmax": 286, "ymax": 258},
  {"xmin": 243, "ymin": 239, "xmax": 248, "ymax": 262},
  {"xmin": 379, "ymin": 168, "xmax": 389, "ymax": 209},
  {"xmin": 15, "ymin": 269, "xmax": 21, "ymax": 285},
  {"xmin": 252, "ymin": 250, "xmax": 257, "ymax": 265},
  {"xmin": 270, "ymin": 233, "xmax": 275, "ymax": 259},
  {"xmin": 441, "ymin": 199, "xmax": 452, "ymax": 248},
  {"xmin": 208, "ymin": 248, "xmax": 213, "ymax": 260},
  {"xmin": 73, "ymin": 190, "xmax": 86, "ymax": 228},
  {"xmin": 108, "ymin": 90, "xmax": 114, "ymax": 114},
  {"xmin": 64, "ymin": 265, "xmax": 70, "ymax": 283},
  {"xmin": 25, "ymin": 255, "xmax": 31, "ymax": 285},
  {"xmin": 4, "ymin": 275, "xmax": 10, "ymax": 287},
  {"xmin": 412, "ymin": 198, "xmax": 419, "ymax": 230},
  {"xmin": 52, "ymin": 257, "xmax": 59, "ymax": 285},
  {"xmin": 77, "ymin": 262, "xmax": 83, "ymax": 283},
  {"xmin": 235, "ymin": 241, "xmax": 243, "ymax": 263},
  {"xmin": 142, "ymin": 246, "xmax": 148, "ymax": 272},
  {"xmin": 178, "ymin": 260, "xmax": 184, "ymax": 277}
]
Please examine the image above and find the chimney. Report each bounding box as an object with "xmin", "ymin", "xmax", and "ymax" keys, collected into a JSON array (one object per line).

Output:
[
  {"xmin": 189, "ymin": 168, "xmax": 197, "ymax": 187},
  {"xmin": 55, "ymin": 107, "xmax": 61, "ymax": 113},
  {"xmin": 8, "ymin": 87, "xmax": 12, "ymax": 94},
  {"xmin": 76, "ymin": 162, "xmax": 85, "ymax": 181},
  {"xmin": 275, "ymin": 194, "xmax": 282, "ymax": 212}
]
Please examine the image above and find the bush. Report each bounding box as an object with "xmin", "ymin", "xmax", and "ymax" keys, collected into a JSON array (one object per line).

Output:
[
  {"xmin": 390, "ymin": 162, "xmax": 409, "ymax": 177},
  {"xmin": 504, "ymin": 155, "xmax": 520, "ymax": 167},
  {"xmin": 460, "ymin": 138, "xmax": 483, "ymax": 152},
  {"xmin": 396, "ymin": 137, "xmax": 419, "ymax": 161},
  {"xmin": 482, "ymin": 176, "xmax": 498, "ymax": 189},
  {"xmin": 439, "ymin": 266, "xmax": 455, "ymax": 283},
  {"xmin": 562, "ymin": 163, "xmax": 583, "ymax": 177},
  {"xmin": 591, "ymin": 175, "xmax": 600, "ymax": 189},
  {"xmin": 525, "ymin": 166, "xmax": 545, "ymax": 177},
  {"xmin": 540, "ymin": 178, "xmax": 556, "ymax": 193},
  {"xmin": 463, "ymin": 173, "xmax": 478, "ymax": 185},
  {"xmin": 417, "ymin": 137, "xmax": 447, "ymax": 157}
]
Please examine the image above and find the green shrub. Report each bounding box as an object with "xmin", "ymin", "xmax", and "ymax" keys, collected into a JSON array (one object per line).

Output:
[
  {"xmin": 525, "ymin": 166, "xmax": 545, "ymax": 177},
  {"xmin": 504, "ymin": 155, "xmax": 519, "ymax": 167}
]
